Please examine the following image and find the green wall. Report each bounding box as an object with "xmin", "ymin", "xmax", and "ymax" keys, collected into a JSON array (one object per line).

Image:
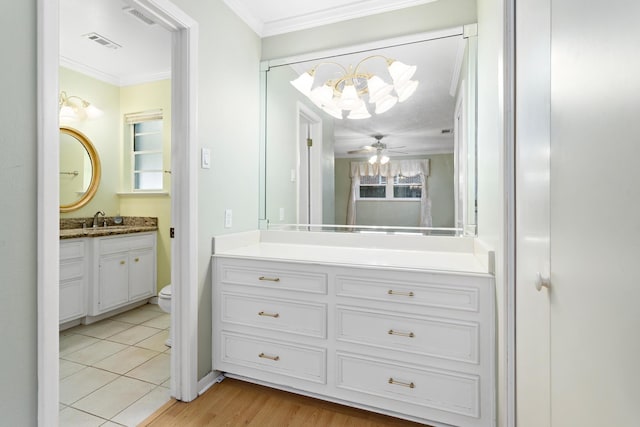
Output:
[
  {"xmin": 334, "ymin": 154, "xmax": 455, "ymax": 227},
  {"xmin": 0, "ymin": 1, "xmax": 37, "ymax": 424}
]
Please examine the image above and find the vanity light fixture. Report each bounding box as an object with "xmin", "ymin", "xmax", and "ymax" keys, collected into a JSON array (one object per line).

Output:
[
  {"xmin": 58, "ymin": 91, "xmax": 103, "ymax": 123},
  {"xmin": 290, "ymin": 56, "xmax": 419, "ymax": 120}
]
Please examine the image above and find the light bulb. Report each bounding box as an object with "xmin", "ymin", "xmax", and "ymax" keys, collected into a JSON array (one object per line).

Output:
[
  {"xmin": 375, "ymin": 94, "xmax": 397, "ymax": 115},
  {"xmin": 309, "ymin": 84, "xmax": 333, "ymax": 108},
  {"xmin": 337, "ymin": 84, "xmax": 361, "ymax": 111},
  {"xmin": 366, "ymin": 75, "xmax": 393, "ymax": 104},
  {"xmin": 395, "ymin": 80, "xmax": 419, "ymax": 102},
  {"xmin": 321, "ymin": 100, "xmax": 343, "ymax": 119},
  {"xmin": 290, "ymin": 71, "xmax": 315, "ymax": 96},
  {"xmin": 379, "ymin": 155, "xmax": 390, "ymax": 165},
  {"xmin": 347, "ymin": 99, "xmax": 371, "ymax": 120},
  {"xmin": 388, "ymin": 60, "xmax": 417, "ymax": 86}
]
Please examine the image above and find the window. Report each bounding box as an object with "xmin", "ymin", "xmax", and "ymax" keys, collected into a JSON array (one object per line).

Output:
[
  {"xmin": 358, "ymin": 173, "xmax": 422, "ymax": 200},
  {"xmin": 127, "ymin": 113, "xmax": 164, "ymax": 191}
]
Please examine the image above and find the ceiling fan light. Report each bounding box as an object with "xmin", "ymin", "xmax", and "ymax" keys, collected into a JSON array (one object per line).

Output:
[
  {"xmin": 337, "ymin": 84, "xmax": 361, "ymax": 110},
  {"xmin": 347, "ymin": 99, "xmax": 371, "ymax": 120},
  {"xmin": 395, "ymin": 79, "xmax": 419, "ymax": 102},
  {"xmin": 380, "ymin": 155, "xmax": 390, "ymax": 165},
  {"xmin": 368, "ymin": 154, "xmax": 378, "ymax": 164},
  {"xmin": 290, "ymin": 71, "xmax": 315, "ymax": 96},
  {"xmin": 375, "ymin": 94, "xmax": 398, "ymax": 115},
  {"xmin": 388, "ymin": 60, "xmax": 417, "ymax": 86},
  {"xmin": 366, "ymin": 75, "xmax": 393, "ymax": 103}
]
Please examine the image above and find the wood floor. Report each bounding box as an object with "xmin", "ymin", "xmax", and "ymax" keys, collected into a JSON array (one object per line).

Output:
[{"xmin": 140, "ymin": 378, "xmax": 430, "ymax": 427}]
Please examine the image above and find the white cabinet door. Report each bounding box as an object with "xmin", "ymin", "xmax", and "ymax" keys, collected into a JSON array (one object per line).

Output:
[
  {"xmin": 129, "ymin": 248, "xmax": 155, "ymax": 301},
  {"xmin": 99, "ymin": 252, "xmax": 129, "ymax": 311}
]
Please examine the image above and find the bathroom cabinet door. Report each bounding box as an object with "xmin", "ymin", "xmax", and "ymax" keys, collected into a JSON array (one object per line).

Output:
[
  {"xmin": 98, "ymin": 252, "xmax": 130, "ymax": 311},
  {"xmin": 129, "ymin": 248, "xmax": 155, "ymax": 301}
]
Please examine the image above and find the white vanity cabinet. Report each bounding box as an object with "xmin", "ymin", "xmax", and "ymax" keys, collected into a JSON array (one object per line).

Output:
[
  {"xmin": 89, "ymin": 232, "xmax": 157, "ymax": 315},
  {"xmin": 213, "ymin": 252, "xmax": 496, "ymax": 427},
  {"xmin": 59, "ymin": 239, "xmax": 88, "ymax": 323}
]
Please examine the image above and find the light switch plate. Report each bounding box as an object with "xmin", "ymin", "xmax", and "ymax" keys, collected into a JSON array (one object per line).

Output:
[
  {"xmin": 224, "ymin": 209, "xmax": 232, "ymax": 228},
  {"xmin": 201, "ymin": 148, "xmax": 211, "ymax": 169}
]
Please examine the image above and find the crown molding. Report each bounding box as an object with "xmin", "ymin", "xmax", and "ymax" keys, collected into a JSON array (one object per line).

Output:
[
  {"xmin": 223, "ymin": 0, "xmax": 438, "ymax": 38},
  {"xmin": 60, "ymin": 56, "xmax": 170, "ymax": 87}
]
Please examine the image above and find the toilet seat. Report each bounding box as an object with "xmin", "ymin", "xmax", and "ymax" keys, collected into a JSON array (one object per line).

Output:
[{"xmin": 159, "ymin": 285, "xmax": 172, "ymax": 298}]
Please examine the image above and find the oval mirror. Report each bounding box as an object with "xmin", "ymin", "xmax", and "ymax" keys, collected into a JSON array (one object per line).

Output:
[{"xmin": 59, "ymin": 126, "xmax": 101, "ymax": 213}]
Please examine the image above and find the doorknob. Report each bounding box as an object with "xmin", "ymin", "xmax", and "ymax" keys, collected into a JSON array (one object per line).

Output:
[{"xmin": 535, "ymin": 272, "xmax": 551, "ymax": 291}]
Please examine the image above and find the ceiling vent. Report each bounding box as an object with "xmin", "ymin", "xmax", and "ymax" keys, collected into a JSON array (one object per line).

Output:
[
  {"xmin": 441, "ymin": 128, "xmax": 453, "ymax": 134},
  {"xmin": 83, "ymin": 33, "xmax": 122, "ymax": 50},
  {"xmin": 123, "ymin": 6, "xmax": 156, "ymax": 25}
]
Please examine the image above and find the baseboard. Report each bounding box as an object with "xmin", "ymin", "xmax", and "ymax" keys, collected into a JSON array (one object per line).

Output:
[{"xmin": 198, "ymin": 371, "xmax": 225, "ymax": 395}]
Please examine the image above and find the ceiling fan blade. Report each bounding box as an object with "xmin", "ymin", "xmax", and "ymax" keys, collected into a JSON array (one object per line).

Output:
[
  {"xmin": 347, "ymin": 145, "xmax": 375, "ymax": 154},
  {"xmin": 387, "ymin": 150, "xmax": 410, "ymax": 155},
  {"xmin": 386, "ymin": 145, "xmax": 406, "ymax": 150}
]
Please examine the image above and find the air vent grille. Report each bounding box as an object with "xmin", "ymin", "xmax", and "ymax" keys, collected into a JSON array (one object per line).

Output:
[
  {"xmin": 83, "ymin": 33, "xmax": 121, "ymax": 50},
  {"xmin": 123, "ymin": 6, "xmax": 156, "ymax": 25},
  {"xmin": 441, "ymin": 129, "xmax": 453, "ymax": 134}
]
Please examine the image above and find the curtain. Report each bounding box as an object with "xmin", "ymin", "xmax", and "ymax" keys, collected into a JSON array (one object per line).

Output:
[{"xmin": 347, "ymin": 159, "xmax": 431, "ymax": 226}]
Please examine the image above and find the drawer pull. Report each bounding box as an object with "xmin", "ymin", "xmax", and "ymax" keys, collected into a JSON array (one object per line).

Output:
[
  {"xmin": 388, "ymin": 329, "xmax": 415, "ymax": 338},
  {"xmin": 388, "ymin": 378, "xmax": 415, "ymax": 389},
  {"xmin": 258, "ymin": 352, "xmax": 280, "ymax": 361},
  {"xmin": 134, "ymin": 257, "xmax": 140, "ymax": 262},
  {"xmin": 387, "ymin": 289, "xmax": 414, "ymax": 297},
  {"xmin": 258, "ymin": 311, "xmax": 280, "ymax": 318},
  {"xmin": 120, "ymin": 260, "xmax": 126, "ymax": 265},
  {"xmin": 258, "ymin": 276, "xmax": 280, "ymax": 282}
]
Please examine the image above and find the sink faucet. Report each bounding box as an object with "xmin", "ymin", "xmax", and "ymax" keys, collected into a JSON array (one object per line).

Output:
[{"xmin": 92, "ymin": 210, "xmax": 105, "ymax": 228}]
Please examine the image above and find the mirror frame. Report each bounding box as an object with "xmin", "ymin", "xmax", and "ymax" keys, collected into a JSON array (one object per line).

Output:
[
  {"xmin": 258, "ymin": 26, "xmax": 478, "ymax": 234},
  {"xmin": 60, "ymin": 126, "xmax": 101, "ymax": 213}
]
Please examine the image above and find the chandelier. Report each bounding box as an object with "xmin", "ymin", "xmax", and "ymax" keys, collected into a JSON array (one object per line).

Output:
[
  {"xmin": 290, "ymin": 55, "xmax": 419, "ymax": 120},
  {"xmin": 58, "ymin": 91, "xmax": 103, "ymax": 123}
]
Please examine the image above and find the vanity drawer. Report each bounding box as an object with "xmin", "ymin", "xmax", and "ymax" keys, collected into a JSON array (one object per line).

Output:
[
  {"xmin": 217, "ymin": 260, "xmax": 327, "ymax": 294},
  {"xmin": 221, "ymin": 293, "xmax": 326, "ymax": 338},
  {"xmin": 99, "ymin": 233, "xmax": 155, "ymax": 255},
  {"xmin": 60, "ymin": 260, "xmax": 84, "ymax": 282},
  {"xmin": 335, "ymin": 274, "xmax": 480, "ymax": 313},
  {"xmin": 60, "ymin": 240, "xmax": 85, "ymax": 261},
  {"xmin": 220, "ymin": 332, "xmax": 326, "ymax": 383},
  {"xmin": 336, "ymin": 352, "xmax": 480, "ymax": 419},
  {"xmin": 337, "ymin": 306, "xmax": 479, "ymax": 364}
]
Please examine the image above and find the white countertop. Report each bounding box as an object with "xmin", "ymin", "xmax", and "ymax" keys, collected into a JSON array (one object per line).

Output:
[{"xmin": 212, "ymin": 230, "xmax": 493, "ymax": 275}]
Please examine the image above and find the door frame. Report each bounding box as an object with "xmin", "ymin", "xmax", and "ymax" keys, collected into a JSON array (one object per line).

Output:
[
  {"xmin": 295, "ymin": 102, "xmax": 323, "ymax": 224},
  {"xmin": 37, "ymin": 0, "xmax": 200, "ymax": 423}
]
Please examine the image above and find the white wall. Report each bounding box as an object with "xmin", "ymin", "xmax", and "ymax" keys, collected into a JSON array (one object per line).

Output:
[
  {"xmin": 171, "ymin": 0, "xmax": 262, "ymax": 379},
  {"xmin": 476, "ymin": 0, "xmax": 508, "ymax": 425},
  {"xmin": 0, "ymin": 0, "xmax": 38, "ymax": 424}
]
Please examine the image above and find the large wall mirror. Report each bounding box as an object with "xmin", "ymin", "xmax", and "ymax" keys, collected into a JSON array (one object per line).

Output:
[
  {"xmin": 260, "ymin": 26, "xmax": 478, "ymax": 235},
  {"xmin": 60, "ymin": 126, "xmax": 101, "ymax": 213}
]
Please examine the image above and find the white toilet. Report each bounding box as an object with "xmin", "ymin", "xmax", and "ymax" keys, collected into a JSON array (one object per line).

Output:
[{"xmin": 158, "ymin": 285, "xmax": 172, "ymax": 347}]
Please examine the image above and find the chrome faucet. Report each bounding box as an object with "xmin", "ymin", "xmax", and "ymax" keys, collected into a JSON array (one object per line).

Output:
[{"xmin": 92, "ymin": 210, "xmax": 105, "ymax": 228}]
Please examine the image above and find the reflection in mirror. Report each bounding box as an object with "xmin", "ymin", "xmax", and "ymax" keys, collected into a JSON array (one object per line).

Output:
[
  {"xmin": 261, "ymin": 26, "xmax": 478, "ymax": 235},
  {"xmin": 60, "ymin": 126, "xmax": 101, "ymax": 213}
]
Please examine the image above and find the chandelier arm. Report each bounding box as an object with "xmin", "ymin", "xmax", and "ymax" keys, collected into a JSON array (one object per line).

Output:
[
  {"xmin": 309, "ymin": 61, "xmax": 349, "ymax": 76},
  {"xmin": 353, "ymin": 55, "xmax": 394, "ymax": 74}
]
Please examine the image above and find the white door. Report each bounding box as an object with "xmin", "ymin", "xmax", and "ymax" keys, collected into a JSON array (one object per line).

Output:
[
  {"xmin": 517, "ymin": 0, "xmax": 640, "ymax": 426},
  {"xmin": 296, "ymin": 103, "xmax": 323, "ymax": 224}
]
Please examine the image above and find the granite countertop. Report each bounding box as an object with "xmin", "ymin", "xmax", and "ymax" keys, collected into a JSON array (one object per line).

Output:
[{"xmin": 60, "ymin": 216, "xmax": 158, "ymax": 239}]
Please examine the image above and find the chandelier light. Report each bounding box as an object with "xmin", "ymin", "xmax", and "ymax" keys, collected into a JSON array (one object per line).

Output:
[
  {"xmin": 58, "ymin": 91, "xmax": 103, "ymax": 123},
  {"xmin": 290, "ymin": 55, "xmax": 419, "ymax": 120}
]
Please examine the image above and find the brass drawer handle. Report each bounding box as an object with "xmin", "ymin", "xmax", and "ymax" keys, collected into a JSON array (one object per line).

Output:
[
  {"xmin": 388, "ymin": 290, "xmax": 414, "ymax": 297},
  {"xmin": 258, "ymin": 311, "xmax": 280, "ymax": 318},
  {"xmin": 134, "ymin": 257, "xmax": 140, "ymax": 262},
  {"xmin": 258, "ymin": 352, "xmax": 279, "ymax": 361},
  {"xmin": 258, "ymin": 276, "xmax": 280, "ymax": 282},
  {"xmin": 388, "ymin": 378, "xmax": 415, "ymax": 388},
  {"xmin": 388, "ymin": 329, "xmax": 415, "ymax": 338},
  {"xmin": 120, "ymin": 260, "xmax": 126, "ymax": 265}
]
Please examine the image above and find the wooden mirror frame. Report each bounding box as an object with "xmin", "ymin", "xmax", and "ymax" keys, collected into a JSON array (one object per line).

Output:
[{"xmin": 60, "ymin": 126, "xmax": 101, "ymax": 213}]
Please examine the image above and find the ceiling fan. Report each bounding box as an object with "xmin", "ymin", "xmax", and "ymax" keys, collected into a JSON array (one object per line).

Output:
[{"xmin": 347, "ymin": 135, "xmax": 408, "ymax": 164}]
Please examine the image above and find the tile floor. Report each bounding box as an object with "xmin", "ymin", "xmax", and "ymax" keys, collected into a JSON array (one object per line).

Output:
[{"xmin": 59, "ymin": 303, "xmax": 171, "ymax": 426}]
